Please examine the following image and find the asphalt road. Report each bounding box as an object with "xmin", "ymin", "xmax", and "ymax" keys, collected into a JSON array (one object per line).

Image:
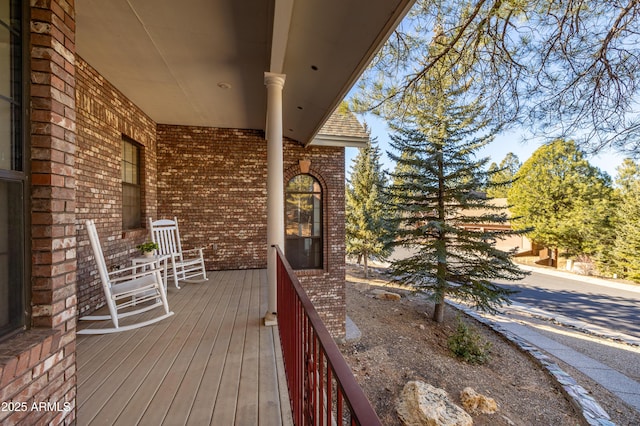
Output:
[{"xmin": 494, "ymin": 271, "xmax": 640, "ymax": 339}]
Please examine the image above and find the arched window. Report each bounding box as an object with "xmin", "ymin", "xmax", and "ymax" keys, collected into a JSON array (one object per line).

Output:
[{"xmin": 285, "ymin": 174, "xmax": 322, "ymax": 269}]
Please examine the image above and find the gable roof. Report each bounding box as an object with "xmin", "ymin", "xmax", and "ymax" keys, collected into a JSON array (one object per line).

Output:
[{"xmin": 313, "ymin": 107, "xmax": 370, "ymax": 148}]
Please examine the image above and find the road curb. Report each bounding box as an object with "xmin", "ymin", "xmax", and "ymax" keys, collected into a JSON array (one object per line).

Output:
[{"xmin": 450, "ymin": 301, "xmax": 615, "ymax": 426}]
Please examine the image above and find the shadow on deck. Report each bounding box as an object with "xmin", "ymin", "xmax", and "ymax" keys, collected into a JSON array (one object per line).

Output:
[{"xmin": 77, "ymin": 269, "xmax": 293, "ymax": 425}]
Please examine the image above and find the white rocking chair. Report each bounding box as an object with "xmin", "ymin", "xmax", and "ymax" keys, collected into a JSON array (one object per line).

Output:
[
  {"xmin": 149, "ymin": 217, "xmax": 208, "ymax": 288},
  {"xmin": 78, "ymin": 219, "xmax": 174, "ymax": 335}
]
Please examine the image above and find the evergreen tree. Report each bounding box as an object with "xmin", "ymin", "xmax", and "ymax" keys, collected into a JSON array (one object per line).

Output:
[
  {"xmin": 507, "ymin": 140, "xmax": 614, "ymax": 261},
  {"xmin": 611, "ymin": 159, "xmax": 640, "ymax": 282},
  {"xmin": 386, "ymin": 32, "xmax": 527, "ymax": 324},
  {"xmin": 486, "ymin": 153, "xmax": 521, "ymax": 198},
  {"xmin": 346, "ymin": 137, "xmax": 392, "ymax": 278}
]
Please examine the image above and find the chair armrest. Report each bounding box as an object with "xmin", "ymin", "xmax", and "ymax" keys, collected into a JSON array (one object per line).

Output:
[{"xmin": 109, "ymin": 265, "xmax": 162, "ymax": 283}]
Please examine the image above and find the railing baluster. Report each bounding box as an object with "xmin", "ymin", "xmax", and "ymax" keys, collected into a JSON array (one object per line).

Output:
[
  {"xmin": 327, "ymin": 365, "xmax": 333, "ymax": 426},
  {"xmin": 317, "ymin": 340, "xmax": 323, "ymax": 426},
  {"xmin": 275, "ymin": 247, "xmax": 380, "ymax": 426},
  {"xmin": 337, "ymin": 387, "xmax": 343, "ymax": 426}
]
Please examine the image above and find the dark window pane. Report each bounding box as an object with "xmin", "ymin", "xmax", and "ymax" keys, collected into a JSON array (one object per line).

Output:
[
  {"xmin": 122, "ymin": 138, "xmax": 142, "ymax": 229},
  {"xmin": 0, "ymin": 25, "xmax": 10, "ymax": 98},
  {"xmin": 0, "ymin": 0, "xmax": 9, "ymax": 24},
  {"xmin": 0, "ymin": 180, "xmax": 24, "ymax": 333},
  {"xmin": 285, "ymin": 174, "xmax": 323, "ymax": 269},
  {"xmin": 0, "ymin": 101, "xmax": 10, "ymax": 170},
  {"xmin": 1, "ymin": 0, "xmax": 25, "ymax": 338},
  {"xmin": 122, "ymin": 139, "xmax": 139, "ymax": 184},
  {"xmin": 285, "ymin": 237, "xmax": 322, "ymax": 270},
  {"xmin": 312, "ymin": 194, "xmax": 321, "ymax": 236},
  {"xmin": 122, "ymin": 183, "xmax": 141, "ymax": 229}
]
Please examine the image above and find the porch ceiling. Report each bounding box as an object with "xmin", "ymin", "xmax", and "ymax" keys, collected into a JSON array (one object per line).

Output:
[{"xmin": 75, "ymin": 0, "xmax": 414, "ymax": 145}]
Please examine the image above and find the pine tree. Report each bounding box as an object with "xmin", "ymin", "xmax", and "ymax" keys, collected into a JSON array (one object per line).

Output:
[
  {"xmin": 611, "ymin": 159, "xmax": 640, "ymax": 282},
  {"xmin": 486, "ymin": 153, "xmax": 521, "ymax": 198},
  {"xmin": 386, "ymin": 32, "xmax": 527, "ymax": 324},
  {"xmin": 507, "ymin": 140, "xmax": 614, "ymax": 262},
  {"xmin": 346, "ymin": 137, "xmax": 392, "ymax": 278}
]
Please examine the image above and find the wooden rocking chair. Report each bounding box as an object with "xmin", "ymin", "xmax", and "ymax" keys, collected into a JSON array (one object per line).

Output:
[
  {"xmin": 149, "ymin": 217, "xmax": 208, "ymax": 289},
  {"xmin": 78, "ymin": 219, "xmax": 174, "ymax": 334}
]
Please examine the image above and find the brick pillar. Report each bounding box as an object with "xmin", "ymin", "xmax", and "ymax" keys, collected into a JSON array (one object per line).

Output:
[
  {"xmin": 29, "ymin": 0, "xmax": 77, "ymax": 422},
  {"xmin": 31, "ymin": 0, "xmax": 77, "ymax": 332}
]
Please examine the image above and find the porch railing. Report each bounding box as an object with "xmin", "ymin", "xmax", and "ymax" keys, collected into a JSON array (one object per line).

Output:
[{"xmin": 275, "ymin": 247, "xmax": 381, "ymax": 426}]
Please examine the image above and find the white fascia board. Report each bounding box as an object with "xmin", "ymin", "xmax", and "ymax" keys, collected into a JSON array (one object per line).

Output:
[{"xmin": 310, "ymin": 134, "xmax": 369, "ymax": 148}]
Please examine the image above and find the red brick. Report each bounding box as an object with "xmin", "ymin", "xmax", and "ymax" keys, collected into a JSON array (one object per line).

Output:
[
  {"xmin": 32, "ymin": 316, "xmax": 54, "ymax": 328},
  {"xmin": 29, "ymin": 344, "xmax": 42, "ymax": 369},
  {"xmin": 32, "ymin": 174, "xmax": 53, "ymax": 186},
  {"xmin": 0, "ymin": 356, "xmax": 18, "ymax": 387}
]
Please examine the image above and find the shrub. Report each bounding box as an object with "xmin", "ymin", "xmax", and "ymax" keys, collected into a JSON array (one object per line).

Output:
[{"xmin": 447, "ymin": 317, "xmax": 491, "ymax": 365}]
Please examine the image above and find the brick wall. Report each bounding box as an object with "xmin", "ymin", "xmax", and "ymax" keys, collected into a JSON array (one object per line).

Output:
[
  {"xmin": 157, "ymin": 126, "xmax": 346, "ymax": 336},
  {"xmin": 0, "ymin": 1, "xmax": 77, "ymax": 424},
  {"xmin": 0, "ymin": 331, "xmax": 70, "ymax": 424},
  {"xmin": 284, "ymin": 145, "xmax": 346, "ymax": 337},
  {"xmin": 156, "ymin": 126, "xmax": 268, "ymax": 270},
  {"xmin": 74, "ymin": 57, "xmax": 158, "ymax": 316}
]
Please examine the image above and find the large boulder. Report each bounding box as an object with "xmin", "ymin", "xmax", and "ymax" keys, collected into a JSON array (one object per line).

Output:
[{"xmin": 396, "ymin": 381, "xmax": 473, "ymax": 426}]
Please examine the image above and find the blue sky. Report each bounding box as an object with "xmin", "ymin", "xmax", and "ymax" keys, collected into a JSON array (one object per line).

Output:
[{"xmin": 346, "ymin": 112, "xmax": 627, "ymax": 180}]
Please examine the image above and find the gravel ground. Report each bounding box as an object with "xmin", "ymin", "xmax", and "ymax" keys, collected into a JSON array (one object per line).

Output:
[
  {"xmin": 340, "ymin": 266, "xmax": 582, "ymax": 425},
  {"xmin": 340, "ymin": 263, "xmax": 640, "ymax": 425}
]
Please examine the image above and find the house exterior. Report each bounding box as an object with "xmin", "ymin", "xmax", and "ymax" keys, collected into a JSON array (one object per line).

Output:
[
  {"xmin": 460, "ymin": 198, "xmax": 533, "ymax": 254},
  {"xmin": 0, "ymin": 0, "xmax": 414, "ymax": 423}
]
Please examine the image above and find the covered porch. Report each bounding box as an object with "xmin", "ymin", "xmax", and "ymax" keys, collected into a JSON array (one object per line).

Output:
[
  {"xmin": 77, "ymin": 270, "xmax": 293, "ymax": 425},
  {"xmin": 0, "ymin": 0, "xmax": 418, "ymax": 424}
]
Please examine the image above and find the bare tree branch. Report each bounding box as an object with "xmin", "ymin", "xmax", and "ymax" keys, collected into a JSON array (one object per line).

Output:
[{"xmin": 351, "ymin": 0, "xmax": 640, "ymax": 155}]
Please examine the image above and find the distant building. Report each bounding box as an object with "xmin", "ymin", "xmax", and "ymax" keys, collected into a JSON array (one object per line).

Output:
[{"xmin": 460, "ymin": 198, "xmax": 533, "ymax": 254}]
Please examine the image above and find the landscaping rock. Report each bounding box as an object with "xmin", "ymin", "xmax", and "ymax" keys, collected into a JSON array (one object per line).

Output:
[
  {"xmin": 396, "ymin": 381, "xmax": 473, "ymax": 426},
  {"xmin": 460, "ymin": 387, "xmax": 498, "ymax": 414},
  {"xmin": 353, "ymin": 282, "xmax": 370, "ymax": 292},
  {"xmin": 370, "ymin": 289, "xmax": 402, "ymax": 301}
]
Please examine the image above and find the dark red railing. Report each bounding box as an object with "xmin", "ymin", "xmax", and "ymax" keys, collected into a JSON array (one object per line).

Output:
[{"xmin": 275, "ymin": 247, "xmax": 381, "ymax": 426}]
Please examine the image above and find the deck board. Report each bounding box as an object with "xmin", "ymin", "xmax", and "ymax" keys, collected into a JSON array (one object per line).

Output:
[
  {"xmin": 161, "ymin": 270, "xmax": 237, "ymax": 425},
  {"xmin": 77, "ymin": 269, "xmax": 292, "ymax": 426},
  {"xmin": 85, "ymin": 280, "xmax": 212, "ymax": 425},
  {"xmin": 258, "ymin": 269, "xmax": 290, "ymax": 426},
  {"xmin": 210, "ymin": 270, "xmax": 252, "ymax": 425},
  {"xmin": 235, "ymin": 270, "xmax": 260, "ymax": 426},
  {"xmin": 77, "ymin": 284, "xmax": 208, "ymax": 423}
]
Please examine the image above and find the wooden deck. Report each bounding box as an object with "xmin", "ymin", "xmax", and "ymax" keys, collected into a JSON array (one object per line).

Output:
[{"xmin": 77, "ymin": 269, "xmax": 293, "ymax": 426}]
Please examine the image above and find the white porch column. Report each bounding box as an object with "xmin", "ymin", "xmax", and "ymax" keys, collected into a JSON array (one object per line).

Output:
[{"xmin": 264, "ymin": 72, "xmax": 286, "ymax": 326}]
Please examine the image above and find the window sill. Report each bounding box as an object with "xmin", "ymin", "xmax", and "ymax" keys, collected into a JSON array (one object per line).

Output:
[
  {"xmin": 122, "ymin": 228, "xmax": 147, "ymax": 239},
  {"xmin": 0, "ymin": 329, "xmax": 60, "ymax": 378}
]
